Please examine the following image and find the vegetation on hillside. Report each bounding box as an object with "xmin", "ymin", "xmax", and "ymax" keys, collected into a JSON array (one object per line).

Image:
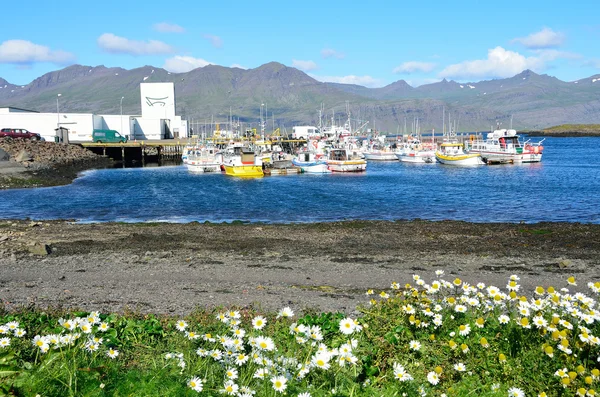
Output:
[{"xmin": 542, "ymin": 124, "xmax": 600, "ymax": 134}]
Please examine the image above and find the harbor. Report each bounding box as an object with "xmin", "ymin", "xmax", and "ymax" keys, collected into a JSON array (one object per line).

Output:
[{"xmin": 0, "ymin": 136, "xmax": 597, "ymax": 224}]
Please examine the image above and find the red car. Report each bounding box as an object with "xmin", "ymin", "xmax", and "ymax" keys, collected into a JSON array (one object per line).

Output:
[{"xmin": 0, "ymin": 128, "xmax": 42, "ymax": 140}]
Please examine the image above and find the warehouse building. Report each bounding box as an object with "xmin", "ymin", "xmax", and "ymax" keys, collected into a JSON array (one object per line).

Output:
[{"xmin": 0, "ymin": 82, "xmax": 187, "ymax": 142}]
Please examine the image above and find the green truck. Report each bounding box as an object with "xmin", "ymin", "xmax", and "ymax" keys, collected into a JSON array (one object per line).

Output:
[{"xmin": 92, "ymin": 129, "xmax": 128, "ymax": 143}]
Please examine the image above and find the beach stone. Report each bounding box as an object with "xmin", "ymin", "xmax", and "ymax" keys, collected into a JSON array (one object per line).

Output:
[
  {"xmin": 15, "ymin": 150, "xmax": 32, "ymax": 162},
  {"xmin": 0, "ymin": 148, "xmax": 9, "ymax": 161},
  {"xmin": 28, "ymin": 243, "xmax": 51, "ymax": 256},
  {"xmin": 558, "ymin": 259, "xmax": 571, "ymax": 268},
  {"xmin": 157, "ymin": 251, "xmax": 173, "ymax": 258}
]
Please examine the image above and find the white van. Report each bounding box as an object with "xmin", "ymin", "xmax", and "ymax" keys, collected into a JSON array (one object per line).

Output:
[{"xmin": 291, "ymin": 126, "xmax": 320, "ymax": 140}]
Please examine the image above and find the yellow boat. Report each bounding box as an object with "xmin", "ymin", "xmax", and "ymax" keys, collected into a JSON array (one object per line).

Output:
[
  {"xmin": 223, "ymin": 148, "xmax": 264, "ymax": 177},
  {"xmin": 435, "ymin": 143, "xmax": 484, "ymax": 166}
]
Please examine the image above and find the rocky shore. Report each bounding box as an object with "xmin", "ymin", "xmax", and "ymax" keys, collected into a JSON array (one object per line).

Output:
[
  {"xmin": 1, "ymin": 220, "xmax": 598, "ymax": 316},
  {"xmin": 0, "ymin": 137, "xmax": 112, "ymax": 189}
]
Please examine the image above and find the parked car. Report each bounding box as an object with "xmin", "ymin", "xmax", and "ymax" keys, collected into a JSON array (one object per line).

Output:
[{"xmin": 0, "ymin": 128, "xmax": 42, "ymax": 140}]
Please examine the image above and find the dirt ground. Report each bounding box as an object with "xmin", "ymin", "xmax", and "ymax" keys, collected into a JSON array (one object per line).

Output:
[{"xmin": 0, "ymin": 220, "xmax": 599, "ymax": 316}]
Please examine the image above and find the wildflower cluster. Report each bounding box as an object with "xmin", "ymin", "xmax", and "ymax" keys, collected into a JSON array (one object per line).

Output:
[
  {"xmin": 3, "ymin": 274, "xmax": 600, "ymax": 396},
  {"xmin": 30, "ymin": 311, "xmax": 118, "ymax": 359},
  {"xmin": 0, "ymin": 320, "xmax": 26, "ymax": 348},
  {"xmin": 168, "ymin": 307, "xmax": 363, "ymax": 395},
  {"xmin": 365, "ymin": 274, "xmax": 600, "ymax": 396}
]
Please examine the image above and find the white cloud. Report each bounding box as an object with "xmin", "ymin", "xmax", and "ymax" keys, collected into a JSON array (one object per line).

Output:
[
  {"xmin": 0, "ymin": 40, "xmax": 75, "ymax": 64},
  {"xmin": 203, "ymin": 34, "xmax": 223, "ymax": 48},
  {"xmin": 153, "ymin": 22, "xmax": 185, "ymax": 33},
  {"xmin": 438, "ymin": 46, "xmax": 546, "ymax": 80},
  {"xmin": 512, "ymin": 27, "xmax": 565, "ymax": 49},
  {"xmin": 163, "ymin": 56, "xmax": 212, "ymax": 73},
  {"xmin": 97, "ymin": 33, "xmax": 175, "ymax": 55},
  {"xmin": 582, "ymin": 59, "xmax": 600, "ymax": 69},
  {"xmin": 292, "ymin": 59, "xmax": 318, "ymax": 71},
  {"xmin": 532, "ymin": 49, "xmax": 581, "ymax": 61},
  {"xmin": 311, "ymin": 74, "xmax": 383, "ymax": 88},
  {"xmin": 321, "ymin": 48, "xmax": 345, "ymax": 59},
  {"xmin": 393, "ymin": 61, "xmax": 436, "ymax": 74},
  {"xmin": 230, "ymin": 63, "xmax": 247, "ymax": 69}
]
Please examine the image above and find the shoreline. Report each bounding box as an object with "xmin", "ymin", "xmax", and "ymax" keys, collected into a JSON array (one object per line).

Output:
[
  {"xmin": 0, "ymin": 159, "xmax": 114, "ymax": 189},
  {"xmin": 1, "ymin": 219, "xmax": 598, "ymax": 316},
  {"xmin": 523, "ymin": 131, "xmax": 600, "ymax": 137}
]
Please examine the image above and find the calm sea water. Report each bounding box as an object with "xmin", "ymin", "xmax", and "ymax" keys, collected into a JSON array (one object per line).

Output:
[{"xmin": 0, "ymin": 137, "xmax": 598, "ymax": 224}]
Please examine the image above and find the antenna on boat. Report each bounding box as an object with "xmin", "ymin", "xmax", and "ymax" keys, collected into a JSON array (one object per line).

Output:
[
  {"xmin": 510, "ymin": 115, "xmax": 513, "ymax": 129},
  {"xmin": 442, "ymin": 106, "xmax": 445, "ymax": 136}
]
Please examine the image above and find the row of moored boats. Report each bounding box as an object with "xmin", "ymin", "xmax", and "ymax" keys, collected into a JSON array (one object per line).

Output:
[{"xmin": 183, "ymin": 128, "xmax": 545, "ymax": 177}]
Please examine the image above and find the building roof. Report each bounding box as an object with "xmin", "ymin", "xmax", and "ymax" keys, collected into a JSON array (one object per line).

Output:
[{"xmin": 0, "ymin": 106, "xmax": 40, "ymax": 113}]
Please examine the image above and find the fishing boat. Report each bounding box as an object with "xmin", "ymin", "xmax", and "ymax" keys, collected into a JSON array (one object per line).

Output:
[
  {"xmin": 184, "ymin": 145, "xmax": 221, "ymax": 173},
  {"xmin": 292, "ymin": 150, "xmax": 331, "ymax": 173},
  {"xmin": 363, "ymin": 146, "xmax": 398, "ymax": 161},
  {"xmin": 327, "ymin": 148, "xmax": 367, "ymax": 172},
  {"xmin": 395, "ymin": 138, "xmax": 436, "ymax": 163},
  {"xmin": 262, "ymin": 151, "xmax": 301, "ymax": 175},
  {"xmin": 435, "ymin": 142, "xmax": 484, "ymax": 166},
  {"xmin": 222, "ymin": 146, "xmax": 264, "ymax": 177},
  {"xmin": 466, "ymin": 129, "xmax": 544, "ymax": 164}
]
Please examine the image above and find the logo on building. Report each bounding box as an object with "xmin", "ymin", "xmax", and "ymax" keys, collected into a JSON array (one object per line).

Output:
[{"xmin": 145, "ymin": 97, "xmax": 169, "ymax": 107}]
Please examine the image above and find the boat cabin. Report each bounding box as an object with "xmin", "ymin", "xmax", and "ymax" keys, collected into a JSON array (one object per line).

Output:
[{"xmin": 329, "ymin": 149, "xmax": 349, "ymax": 161}]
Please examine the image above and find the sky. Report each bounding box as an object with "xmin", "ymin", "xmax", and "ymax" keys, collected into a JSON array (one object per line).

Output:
[{"xmin": 1, "ymin": 0, "xmax": 599, "ymax": 88}]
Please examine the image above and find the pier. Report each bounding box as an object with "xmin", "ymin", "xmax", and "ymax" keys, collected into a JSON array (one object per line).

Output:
[
  {"xmin": 80, "ymin": 140, "xmax": 187, "ymax": 164},
  {"xmin": 79, "ymin": 138, "xmax": 308, "ymax": 164}
]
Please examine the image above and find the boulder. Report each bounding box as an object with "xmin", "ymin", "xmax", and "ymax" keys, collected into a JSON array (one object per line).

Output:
[
  {"xmin": 15, "ymin": 150, "xmax": 33, "ymax": 162},
  {"xmin": 28, "ymin": 243, "xmax": 51, "ymax": 256},
  {"xmin": 0, "ymin": 148, "xmax": 9, "ymax": 161}
]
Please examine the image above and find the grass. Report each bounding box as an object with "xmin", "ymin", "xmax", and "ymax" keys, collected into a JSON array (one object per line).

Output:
[
  {"xmin": 542, "ymin": 124, "xmax": 600, "ymax": 134},
  {"xmin": 519, "ymin": 228, "xmax": 553, "ymax": 235},
  {"xmin": 2, "ymin": 274, "xmax": 600, "ymax": 396}
]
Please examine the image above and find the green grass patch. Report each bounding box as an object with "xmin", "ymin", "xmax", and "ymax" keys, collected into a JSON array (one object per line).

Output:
[
  {"xmin": 519, "ymin": 228, "xmax": 553, "ymax": 235},
  {"xmin": 1, "ymin": 274, "xmax": 599, "ymax": 396},
  {"xmin": 543, "ymin": 124, "xmax": 600, "ymax": 133}
]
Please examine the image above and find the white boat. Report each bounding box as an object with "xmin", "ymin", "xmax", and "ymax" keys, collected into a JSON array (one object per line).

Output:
[
  {"xmin": 327, "ymin": 148, "xmax": 367, "ymax": 172},
  {"xmin": 395, "ymin": 139, "xmax": 436, "ymax": 163},
  {"xmin": 292, "ymin": 150, "xmax": 331, "ymax": 173},
  {"xmin": 184, "ymin": 145, "xmax": 222, "ymax": 173},
  {"xmin": 466, "ymin": 129, "xmax": 544, "ymax": 164},
  {"xmin": 435, "ymin": 142, "xmax": 484, "ymax": 166},
  {"xmin": 363, "ymin": 147, "xmax": 398, "ymax": 161}
]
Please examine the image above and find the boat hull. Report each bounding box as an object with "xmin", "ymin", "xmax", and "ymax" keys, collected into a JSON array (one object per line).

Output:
[
  {"xmin": 223, "ymin": 164, "xmax": 264, "ymax": 177},
  {"xmin": 292, "ymin": 158, "xmax": 331, "ymax": 174},
  {"xmin": 363, "ymin": 152, "xmax": 398, "ymax": 161},
  {"xmin": 435, "ymin": 152, "xmax": 484, "ymax": 166},
  {"xmin": 327, "ymin": 160, "xmax": 367, "ymax": 172},
  {"xmin": 396, "ymin": 151, "xmax": 436, "ymax": 163},
  {"xmin": 185, "ymin": 158, "xmax": 221, "ymax": 173},
  {"xmin": 263, "ymin": 168, "xmax": 302, "ymax": 176},
  {"xmin": 474, "ymin": 151, "xmax": 543, "ymax": 164},
  {"xmin": 185, "ymin": 163, "xmax": 221, "ymax": 173}
]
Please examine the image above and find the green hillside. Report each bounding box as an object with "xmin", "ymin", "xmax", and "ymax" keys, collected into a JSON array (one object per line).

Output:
[{"xmin": 1, "ymin": 63, "xmax": 600, "ymax": 133}]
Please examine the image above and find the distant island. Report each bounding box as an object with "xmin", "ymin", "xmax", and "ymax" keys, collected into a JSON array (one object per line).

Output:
[{"xmin": 523, "ymin": 124, "xmax": 600, "ymax": 137}]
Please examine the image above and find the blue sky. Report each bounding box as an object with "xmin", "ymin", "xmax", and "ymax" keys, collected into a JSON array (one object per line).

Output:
[{"xmin": 1, "ymin": 0, "xmax": 599, "ymax": 87}]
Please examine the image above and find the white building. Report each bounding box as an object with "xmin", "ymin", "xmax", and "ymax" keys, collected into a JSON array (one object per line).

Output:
[{"xmin": 0, "ymin": 82, "xmax": 187, "ymax": 142}]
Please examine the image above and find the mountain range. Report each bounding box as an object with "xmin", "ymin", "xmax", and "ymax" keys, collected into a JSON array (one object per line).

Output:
[{"xmin": 1, "ymin": 62, "xmax": 599, "ymax": 132}]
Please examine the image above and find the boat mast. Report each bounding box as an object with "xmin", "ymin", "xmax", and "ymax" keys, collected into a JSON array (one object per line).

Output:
[{"xmin": 442, "ymin": 106, "xmax": 445, "ymax": 136}]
